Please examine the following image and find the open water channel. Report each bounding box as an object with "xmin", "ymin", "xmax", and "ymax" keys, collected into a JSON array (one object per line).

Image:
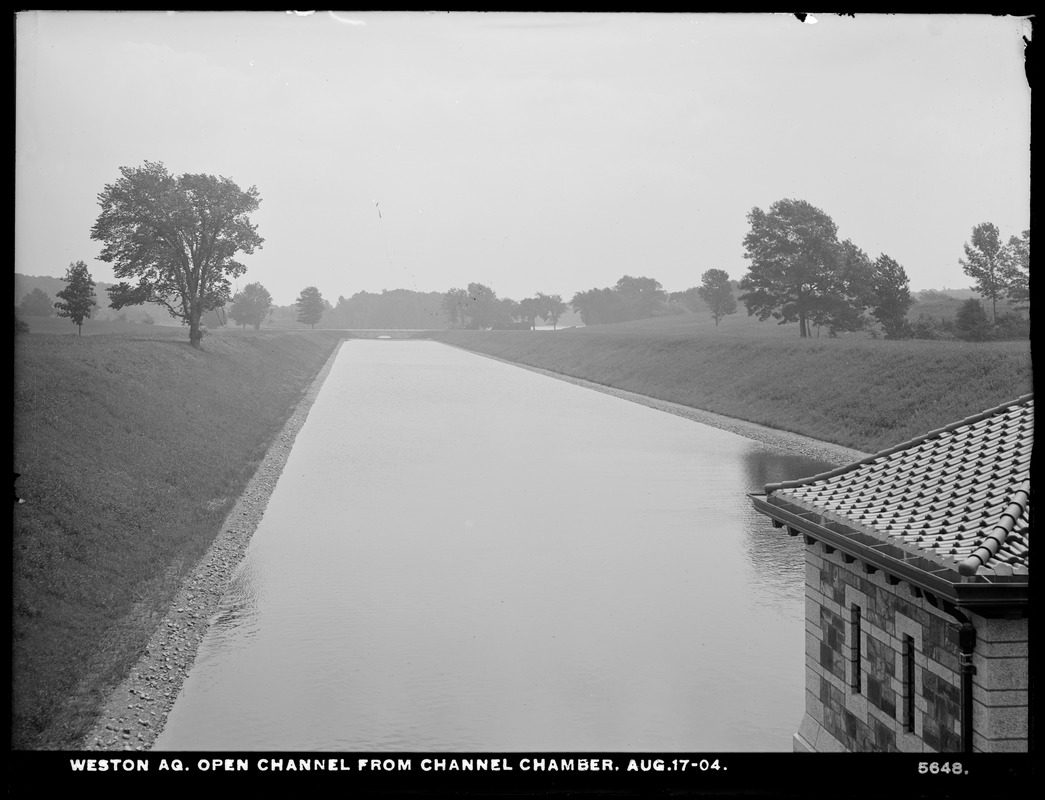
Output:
[{"xmin": 154, "ymin": 340, "xmax": 835, "ymax": 751}]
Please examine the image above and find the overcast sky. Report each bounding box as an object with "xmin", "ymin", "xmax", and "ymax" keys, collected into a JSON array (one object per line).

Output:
[{"xmin": 16, "ymin": 11, "xmax": 1031, "ymax": 307}]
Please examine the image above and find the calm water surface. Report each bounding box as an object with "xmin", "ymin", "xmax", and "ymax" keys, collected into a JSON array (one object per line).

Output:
[{"xmin": 154, "ymin": 340, "xmax": 833, "ymax": 751}]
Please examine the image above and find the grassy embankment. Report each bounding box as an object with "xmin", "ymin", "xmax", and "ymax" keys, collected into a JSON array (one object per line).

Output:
[
  {"xmin": 13, "ymin": 328, "xmax": 342, "ymax": 749},
  {"xmin": 427, "ymin": 314, "xmax": 1033, "ymax": 453}
]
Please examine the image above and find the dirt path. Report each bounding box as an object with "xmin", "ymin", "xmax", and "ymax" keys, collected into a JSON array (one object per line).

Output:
[{"xmin": 81, "ymin": 340, "xmax": 868, "ymax": 750}]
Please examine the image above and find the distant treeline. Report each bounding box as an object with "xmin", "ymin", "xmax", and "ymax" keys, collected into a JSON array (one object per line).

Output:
[
  {"xmin": 327, "ymin": 289, "xmax": 448, "ymax": 330},
  {"xmin": 15, "ymin": 273, "xmax": 173, "ymax": 325},
  {"xmin": 20, "ymin": 175, "xmax": 1028, "ymax": 346},
  {"xmin": 259, "ymin": 289, "xmax": 450, "ymax": 330},
  {"xmin": 268, "ymin": 287, "xmax": 588, "ymax": 330}
]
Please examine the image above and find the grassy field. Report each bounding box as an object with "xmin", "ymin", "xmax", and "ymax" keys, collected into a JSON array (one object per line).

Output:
[
  {"xmin": 17, "ymin": 315, "xmax": 186, "ymax": 336},
  {"xmin": 12, "ymin": 327, "xmax": 342, "ymax": 749},
  {"xmin": 426, "ymin": 314, "xmax": 1033, "ymax": 453}
]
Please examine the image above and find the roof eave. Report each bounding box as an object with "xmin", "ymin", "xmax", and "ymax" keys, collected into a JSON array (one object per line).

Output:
[{"xmin": 752, "ymin": 494, "xmax": 1030, "ymax": 614}]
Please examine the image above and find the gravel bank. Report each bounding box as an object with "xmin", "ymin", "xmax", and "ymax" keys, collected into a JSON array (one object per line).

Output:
[
  {"xmin": 81, "ymin": 340, "xmax": 868, "ymax": 750},
  {"xmin": 80, "ymin": 341, "xmax": 344, "ymax": 751}
]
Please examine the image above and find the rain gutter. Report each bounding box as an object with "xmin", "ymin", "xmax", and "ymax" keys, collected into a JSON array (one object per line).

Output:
[{"xmin": 750, "ymin": 495, "xmax": 1030, "ymax": 612}]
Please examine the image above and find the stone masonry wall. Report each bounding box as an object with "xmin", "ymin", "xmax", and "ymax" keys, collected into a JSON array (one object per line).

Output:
[
  {"xmin": 968, "ymin": 612, "xmax": 1029, "ymax": 753},
  {"xmin": 796, "ymin": 540, "xmax": 965, "ymax": 753}
]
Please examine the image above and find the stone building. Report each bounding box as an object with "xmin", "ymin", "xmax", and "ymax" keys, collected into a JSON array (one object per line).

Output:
[{"xmin": 751, "ymin": 395, "xmax": 1032, "ymax": 753}]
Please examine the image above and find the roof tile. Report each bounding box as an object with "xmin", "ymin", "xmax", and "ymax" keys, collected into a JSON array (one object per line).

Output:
[{"xmin": 764, "ymin": 395, "xmax": 1032, "ymax": 578}]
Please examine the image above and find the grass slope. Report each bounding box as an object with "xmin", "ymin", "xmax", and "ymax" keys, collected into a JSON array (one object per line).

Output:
[
  {"xmin": 426, "ymin": 322, "xmax": 1032, "ymax": 453},
  {"xmin": 13, "ymin": 328, "xmax": 341, "ymax": 749}
]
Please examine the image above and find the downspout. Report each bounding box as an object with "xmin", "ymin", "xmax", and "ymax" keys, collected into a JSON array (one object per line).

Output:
[{"xmin": 942, "ymin": 603, "xmax": 977, "ymax": 754}]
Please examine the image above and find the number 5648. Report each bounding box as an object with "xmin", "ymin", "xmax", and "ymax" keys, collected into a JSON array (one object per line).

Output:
[{"xmin": 919, "ymin": 762, "xmax": 963, "ymax": 775}]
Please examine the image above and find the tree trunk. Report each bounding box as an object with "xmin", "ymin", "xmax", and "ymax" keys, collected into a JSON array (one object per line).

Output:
[
  {"xmin": 189, "ymin": 311, "xmax": 203, "ymax": 349},
  {"xmin": 799, "ymin": 312, "xmax": 808, "ymax": 338}
]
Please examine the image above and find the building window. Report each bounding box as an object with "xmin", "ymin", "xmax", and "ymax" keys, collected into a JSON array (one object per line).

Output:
[
  {"xmin": 902, "ymin": 635, "xmax": 915, "ymax": 732},
  {"xmin": 849, "ymin": 603, "xmax": 861, "ymax": 693}
]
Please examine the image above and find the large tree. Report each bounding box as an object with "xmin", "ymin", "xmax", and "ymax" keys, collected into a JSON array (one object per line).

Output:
[
  {"xmin": 571, "ymin": 287, "xmax": 628, "ymax": 325},
  {"xmin": 91, "ymin": 160, "xmax": 263, "ymax": 348},
  {"xmin": 615, "ymin": 275, "xmax": 666, "ymax": 319},
  {"xmin": 229, "ymin": 282, "xmax": 273, "ymax": 330},
  {"xmin": 463, "ymin": 282, "xmax": 503, "ymax": 329},
  {"xmin": 441, "ymin": 288, "xmax": 469, "ymax": 329},
  {"xmin": 958, "ymin": 222, "xmax": 1005, "ymax": 323},
  {"xmin": 570, "ymin": 277, "xmax": 664, "ymax": 326},
  {"xmin": 954, "ymin": 298, "xmax": 992, "ymax": 342},
  {"xmin": 809, "ymin": 239, "xmax": 875, "ymax": 336},
  {"xmin": 696, "ymin": 269, "xmax": 737, "ymax": 326},
  {"xmin": 738, "ymin": 199, "xmax": 848, "ymax": 338},
  {"xmin": 295, "ymin": 286, "xmax": 325, "ymax": 329},
  {"xmin": 53, "ymin": 260, "xmax": 97, "ymax": 335},
  {"xmin": 499, "ymin": 297, "xmax": 521, "ymax": 327},
  {"xmin": 869, "ymin": 254, "xmax": 913, "ymax": 339},
  {"xmin": 1000, "ymin": 228, "xmax": 1030, "ymax": 310},
  {"xmin": 519, "ymin": 297, "xmax": 541, "ymax": 330},
  {"xmin": 536, "ymin": 292, "xmax": 568, "ymax": 329},
  {"xmin": 19, "ymin": 288, "xmax": 54, "ymax": 317}
]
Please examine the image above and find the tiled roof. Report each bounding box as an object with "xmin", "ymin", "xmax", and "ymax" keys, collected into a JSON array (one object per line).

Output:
[{"xmin": 764, "ymin": 395, "xmax": 1032, "ymax": 580}]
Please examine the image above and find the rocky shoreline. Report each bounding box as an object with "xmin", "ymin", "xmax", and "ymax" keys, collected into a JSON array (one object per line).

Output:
[
  {"xmin": 80, "ymin": 341, "xmax": 344, "ymax": 751},
  {"xmin": 81, "ymin": 340, "xmax": 867, "ymax": 751}
]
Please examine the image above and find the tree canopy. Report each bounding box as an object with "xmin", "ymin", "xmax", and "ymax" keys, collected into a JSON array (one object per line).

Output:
[
  {"xmin": 518, "ymin": 297, "xmax": 542, "ymax": 330},
  {"xmin": 507, "ymin": 293, "xmax": 569, "ymax": 330},
  {"xmin": 91, "ymin": 160, "xmax": 263, "ymax": 348},
  {"xmin": 331, "ymin": 289, "xmax": 448, "ymax": 329},
  {"xmin": 536, "ymin": 292, "xmax": 567, "ymax": 329},
  {"xmin": 19, "ymin": 288, "xmax": 54, "ymax": 317},
  {"xmin": 868, "ymin": 255, "xmax": 914, "ymax": 339},
  {"xmin": 441, "ymin": 288, "xmax": 469, "ymax": 329},
  {"xmin": 462, "ymin": 283, "xmax": 505, "ymax": 329},
  {"xmin": 811, "ymin": 239, "xmax": 874, "ymax": 335},
  {"xmin": 571, "ymin": 287, "xmax": 627, "ymax": 325},
  {"xmin": 738, "ymin": 199, "xmax": 848, "ymax": 338},
  {"xmin": 615, "ymin": 275, "xmax": 666, "ymax": 319},
  {"xmin": 295, "ymin": 286, "xmax": 325, "ymax": 328},
  {"xmin": 1000, "ymin": 229, "xmax": 1030, "ymax": 309},
  {"xmin": 53, "ymin": 260, "xmax": 97, "ymax": 335},
  {"xmin": 959, "ymin": 223, "xmax": 1005, "ymax": 323},
  {"xmin": 229, "ymin": 282, "xmax": 273, "ymax": 330},
  {"xmin": 954, "ymin": 298, "xmax": 992, "ymax": 342},
  {"xmin": 571, "ymin": 276, "xmax": 666, "ymax": 325},
  {"xmin": 696, "ymin": 269, "xmax": 737, "ymax": 326}
]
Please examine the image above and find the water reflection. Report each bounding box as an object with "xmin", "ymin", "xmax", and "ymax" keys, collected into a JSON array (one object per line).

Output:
[
  {"xmin": 738, "ymin": 449, "xmax": 837, "ymax": 604},
  {"xmin": 740, "ymin": 448, "xmax": 835, "ymax": 493},
  {"xmin": 155, "ymin": 341, "xmax": 838, "ymax": 752}
]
